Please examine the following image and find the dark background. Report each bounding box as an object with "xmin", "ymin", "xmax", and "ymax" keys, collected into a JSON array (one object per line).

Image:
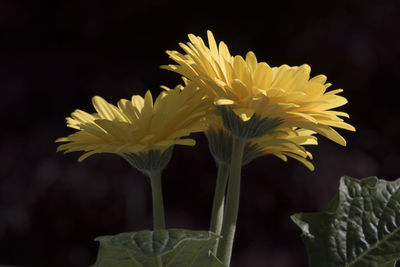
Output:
[{"xmin": 1, "ymin": 0, "xmax": 400, "ymax": 266}]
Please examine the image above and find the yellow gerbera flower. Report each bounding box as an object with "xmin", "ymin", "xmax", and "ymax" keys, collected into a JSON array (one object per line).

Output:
[
  {"xmin": 56, "ymin": 82, "xmax": 210, "ymax": 162},
  {"xmin": 251, "ymin": 128, "xmax": 317, "ymax": 170},
  {"xmin": 163, "ymin": 30, "xmax": 355, "ymax": 145},
  {"xmin": 205, "ymin": 116, "xmax": 317, "ymax": 170}
]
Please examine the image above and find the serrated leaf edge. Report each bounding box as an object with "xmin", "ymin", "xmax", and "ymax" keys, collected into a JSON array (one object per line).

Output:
[{"xmin": 292, "ymin": 176, "xmax": 400, "ymax": 267}]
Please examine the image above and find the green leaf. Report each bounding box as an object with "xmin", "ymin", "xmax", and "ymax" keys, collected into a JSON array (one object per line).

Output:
[
  {"xmin": 92, "ymin": 229, "xmax": 226, "ymax": 267},
  {"xmin": 292, "ymin": 176, "xmax": 400, "ymax": 267}
]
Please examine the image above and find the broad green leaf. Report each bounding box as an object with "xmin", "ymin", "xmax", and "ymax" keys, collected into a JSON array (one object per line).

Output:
[
  {"xmin": 92, "ymin": 228, "xmax": 226, "ymax": 267},
  {"xmin": 292, "ymin": 176, "xmax": 400, "ymax": 267}
]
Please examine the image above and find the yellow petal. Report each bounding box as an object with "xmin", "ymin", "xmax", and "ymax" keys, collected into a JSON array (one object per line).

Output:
[
  {"xmin": 231, "ymin": 78, "xmax": 251, "ymax": 99},
  {"xmin": 309, "ymin": 74, "xmax": 327, "ymax": 85},
  {"xmin": 289, "ymin": 122, "xmax": 347, "ymax": 146},
  {"xmin": 92, "ymin": 96, "xmax": 118, "ymax": 120},
  {"xmin": 141, "ymin": 90, "xmax": 154, "ymax": 117},
  {"xmin": 214, "ymin": 98, "xmax": 235, "ymax": 105},
  {"xmin": 233, "ymin": 55, "xmax": 252, "ymax": 88},
  {"xmin": 207, "ymin": 30, "xmax": 219, "ymax": 60},
  {"xmin": 78, "ymin": 151, "xmax": 97, "ymax": 162},
  {"xmin": 252, "ymin": 62, "xmax": 273, "ymax": 90},
  {"xmin": 283, "ymin": 152, "xmax": 315, "ymax": 171},
  {"xmin": 174, "ymin": 138, "xmax": 196, "ymax": 146},
  {"xmin": 245, "ymin": 51, "xmax": 258, "ymax": 72}
]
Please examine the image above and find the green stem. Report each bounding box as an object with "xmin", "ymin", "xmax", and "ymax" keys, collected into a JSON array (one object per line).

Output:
[
  {"xmin": 155, "ymin": 257, "xmax": 163, "ymax": 267},
  {"xmin": 149, "ymin": 170, "xmax": 165, "ymax": 267},
  {"xmin": 149, "ymin": 170, "xmax": 166, "ymax": 230},
  {"xmin": 210, "ymin": 163, "xmax": 230, "ymax": 254},
  {"xmin": 216, "ymin": 137, "xmax": 245, "ymax": 266}
]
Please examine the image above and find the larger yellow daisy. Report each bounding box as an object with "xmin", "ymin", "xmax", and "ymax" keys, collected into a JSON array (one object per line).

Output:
[
  {"xmin": 56, "ymin": 82, "xmax": 210, "ymax": 162},
  {"xmin": 163, "ymin": 31, "xmax": 355, "ymax": 145}
]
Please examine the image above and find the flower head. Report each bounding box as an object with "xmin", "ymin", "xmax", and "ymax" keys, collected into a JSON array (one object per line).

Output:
[
  {"xmin": 56, "ymin": 82, "xmax": 210, "ymax": 162},
  {"xmin": 163, "ymin": 30, "xmax": 355, "ymax": 145},
  {"xmin": 251, "ymin": 128, "xmax": 317, "ymax": 171},
  {"xmin": 205, "ymin": 116, "xmax": 317, "ymax": 170}
]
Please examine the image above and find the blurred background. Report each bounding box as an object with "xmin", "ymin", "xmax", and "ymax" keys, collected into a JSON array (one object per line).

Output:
[{"xmin": 1, "ymin": 0, "xmax": 399, "ymax": 266}]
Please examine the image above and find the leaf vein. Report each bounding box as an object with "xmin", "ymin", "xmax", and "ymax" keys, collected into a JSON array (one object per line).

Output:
[{"xmin": 347, "ymin": 183, "xmax": 400, "ymax": 267}]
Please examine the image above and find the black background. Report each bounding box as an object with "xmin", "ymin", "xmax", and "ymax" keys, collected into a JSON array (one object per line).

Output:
[{"xmin": 1, "ymin": 0, "xmax": 400, "ymax": 266}]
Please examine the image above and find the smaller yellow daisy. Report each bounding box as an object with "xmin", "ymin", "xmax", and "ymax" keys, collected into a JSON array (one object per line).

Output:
[{"xmin": 56, "ymin": 82, "xmax": 210, "ymax": 163}]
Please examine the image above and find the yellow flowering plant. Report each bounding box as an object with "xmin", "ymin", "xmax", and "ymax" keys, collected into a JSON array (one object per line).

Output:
[
  {"xmin": 163, "ymin": 30, "xmax": 356, "ymax": 265},
  {"xmin": 56, "ymin": 30, "xmax": 400, "ymax": 267},
  {"xmin": 57, "ymin": 82, "xmax": 210, "ymax": 232}
]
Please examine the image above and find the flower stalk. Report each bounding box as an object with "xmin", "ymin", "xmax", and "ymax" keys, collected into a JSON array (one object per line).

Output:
[
  {"xmin": 148, "ymin": 170, "xmax": 166, "ymax": 230},
  {"xmin": 216, "ymin": 136, "xmax": 246, "ymax": 266},
  {"xmin": 209, "ymin": 163, "xmax": 230, "ymax": 253}
]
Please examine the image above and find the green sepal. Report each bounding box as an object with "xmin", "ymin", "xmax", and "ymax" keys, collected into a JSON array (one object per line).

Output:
[
  {"xmin": 205, "ymin": 127, "xmax": 265, "ymax": 166},
  {"xmin": 92, "ymin": 229, "xmax": 226, "ymax": 267},
  {"xmin": 292, "ymin": 176, "xmax": 400, "ymax": 267},
  {"xmin": 122, "ymin": 146, "xmax": 174, "ymax": 175},
  {"xmin": 218, "ymin": 106, "xmax": 281, "ymax": 140}
]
